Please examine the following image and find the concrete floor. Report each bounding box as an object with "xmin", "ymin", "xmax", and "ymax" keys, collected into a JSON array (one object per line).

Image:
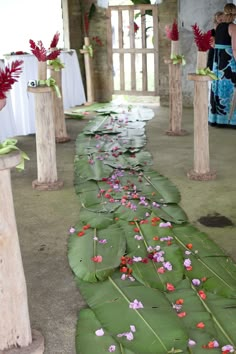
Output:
[{"xmin": 10, "ymin": 104, "xmax": 236, "ymax": 353}]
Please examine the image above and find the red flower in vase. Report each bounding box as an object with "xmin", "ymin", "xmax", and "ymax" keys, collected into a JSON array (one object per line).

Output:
[
  {"xmin": 192, "ymin": 23, "xmax": 212, "ymax": 51},
  {"xmin": 29, "ymin": 39, "xmax": 61, "ymax": 61},
  {"xmin": 0, "ymin": 60, "xmax": 23, "ymax": 99}
]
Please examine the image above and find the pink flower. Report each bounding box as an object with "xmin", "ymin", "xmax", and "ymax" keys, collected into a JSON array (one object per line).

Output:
[
  {"xmin": 129, "ymin": 299, "xmax": 144, "ymax": 309},
  {"xmin": 95, "ymin": 328, "xmax": 104, "ymax": 336},
  {"xmin": 108, "ymin": 345, "xmax": 116, "ymax": 352}
]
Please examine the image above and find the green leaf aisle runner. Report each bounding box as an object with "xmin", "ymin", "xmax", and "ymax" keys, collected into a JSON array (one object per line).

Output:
[{"xmin": 68, "ymin": 106, "xmax": 236, "ymax": 354}]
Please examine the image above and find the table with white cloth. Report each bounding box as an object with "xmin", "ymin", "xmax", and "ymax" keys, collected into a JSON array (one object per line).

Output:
[{"xmin": 2, "ymin": 49, "xmax": 86, "ymax": 139}]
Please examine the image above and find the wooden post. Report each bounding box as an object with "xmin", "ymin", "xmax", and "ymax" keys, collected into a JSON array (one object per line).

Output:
[
  {"xmin": 48, "ymin": 65, "xmax": 70, "ymax": 143},
  {"xmin": 187, "ymin": 73, "xmax": 216, "ymax": 180},
  {"xmin": 28, "ymin": 86, "xmax": 63, "ymax": 190},
  {"xmin": 80, "ymin": 37, "xmax": 95, "ymax": 105},
  {"xmin": 196, "ymin": 51, "xmax": 207, "ymax": 70},
  {"xmin": 0, "ymin": 151, "xmax": 44, "ymax": 353},
  {"xmin": 37, "ymin": 61, "xmax": 47, "ymax": 81},
  {"xmin": 164, "ymin": 40, "xmax": 187, "ymax": 136}
]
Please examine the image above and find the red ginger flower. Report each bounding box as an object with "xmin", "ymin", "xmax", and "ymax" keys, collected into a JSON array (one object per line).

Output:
[
  {"xmin": 29, "ymin": 39, "xmax": 61, "ymax": 61},
  {"xmin": 192, "ymin": 23, "xmax": 212, "ymax": 51},
  {"xmin": 0, "ymin": 60, "xmax": 23, "ymax": 99},
  {"xmin": 50, "ymin": 31, "xmax": 60, "ymax": 48},
  {"xmin": 165, "ymin": 19, "xmax": 179, "ymax": 41}
]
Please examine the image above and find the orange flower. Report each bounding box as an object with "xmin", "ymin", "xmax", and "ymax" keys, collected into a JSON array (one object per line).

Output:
[
  {"xmin": 186, "ymin": 243, "xmax": 193, "ymax": 249},
  {"xmin": 153, "ymin": 236, "xmax": 159, "ymax": 241},
  {"xmin": 196, "ymin": 322, "xmax": 205, "ymax": 328},
  {"xmin": 175, "ymin": 299, "xmax": 184, "ymax": 305}
]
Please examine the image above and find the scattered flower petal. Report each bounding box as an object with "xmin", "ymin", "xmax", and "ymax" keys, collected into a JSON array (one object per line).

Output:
[
  {"xmin": 108, "ymin": 345, "xmax": 116, "ymax": 352},
  {"xmin": 129, "ymin": 299, "xmax": 144, "ymax": 309},
  {"xmin": 95, "ymin": 328, "xmax": 104, "ymax": 336},
  {"xmin": 188, "ymin": 339, "xmax": 196, "ymax": 346},
  {"xmin": 91, "ymin": 255, "xmax": 103, "ymax": 263}
]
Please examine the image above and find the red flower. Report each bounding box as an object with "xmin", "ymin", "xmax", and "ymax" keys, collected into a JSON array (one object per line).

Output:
[
  {"xmin": 91, "ymin": 255, "xmax": 103, "ymax": 263},
  {"xmin": 133, "ymin": 227, "xmax": 139, "ymax": 232},
  {"xmin": 29, "ymin": 39, "xmax": 61, "ymax": 61},
  {"xmin": 0, "ymin": 60, "xmax": 23, "ymax": 99},
  {"xmin": 166, "ymin": 283, "xmax": 175, "ymax": 291},
  {"xmin": 198, "ymin": 290, "xmax": 207, "ymax": 300},
  {"xmin": 77, "ymin": 231, "xmax": 85, "ymax": 237},
  {"xmin": 196, "ymin": 322, "xmax": 205, "ymax": 328},
  {"xmin": 153, "ymin": 236, "xmax": 159, "ymax": 241},
  {"xmin": 177, "ymin": 312, "xmax": 186, "ymax": 318},
  {"xmin": 191, "ymin": 23, "xmax": 212, "ymax": 51},
  {"xmin": 165, "ymin": 19, "xmax": 179, "ymax": 41},
  {"xmin": 50, "ymin": 31, "xmax": 60, "ymax": 48},
  {"xmin": 83, "ymin": 224, "xmax": 91, "ymax": 230}
]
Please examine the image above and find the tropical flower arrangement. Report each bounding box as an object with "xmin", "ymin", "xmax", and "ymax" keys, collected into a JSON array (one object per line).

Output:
[
  {"xmin": 29, "ymin": 32, "xmax": 63, "ymax": 96},
  {"xmin": 191, "ymin": 23, "xmax": 212, "ymax": 52},
  {"xmin": 165, "ymin": 19, "xmax": 179, "ymax": 41},
  {"xmin": 68, "ymin": 106, "xmax": 236, "ymax": 354},
  {"xmin": 192, "ymin": 23, "xmax": 216, "ymax": 78},
  {"xmin": 80, "ymin": 3, "xmax": 103, "ymax": 57},
  {"xmin": 0, "ymin": 60, "xmax": 23, "ymax": 99},
  {"xmin": 165, "ymin": 19, "xmax": 185, "ymax": 66},
  {"xmin": 0, "ymin": 61, "xmax": 29, "ymax": 169}
]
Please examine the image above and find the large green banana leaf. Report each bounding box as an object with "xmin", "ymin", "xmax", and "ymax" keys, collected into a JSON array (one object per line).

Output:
[
  {"xmin": 166, "ymin": 279, "xmax": 236, "ymax": 351},
  {"xmin": 103, "ymin": 151, "xmax": 153, "ymax": 169},
  {"xmin": 76, "ymin": 308, "xmax": 136, "ymax": 354},
  {"xmin": 78, "ymin": 209, "xmax": 115, "ymax": 229},
  {"xmin": 77, "ymin": 271, "xmax": 189, "ymax": 354},
  {"xmin": 74, "ymin": 155, "xmax": 113, "ymax": 180},
  {"xmin": 114, "ymin": 201, "xmax": 187, "ymax": 224},
  {"xmin": 171, "ymin": 224, "xmax": 236, "ymax": 298},
  {"xmin": 83, "ymin": 116, "xmax": 123, "ymax": 134},
  {"xmin": 77, "ymin": 189, "xmax": 121, "ymax": 213},
  {"xmin": 68, "ymin": 223, "xmax": 126, "ymax": 282},
  {"xmin": 118, "ymin": 218, "xmax": 184, "ymax": 290}
]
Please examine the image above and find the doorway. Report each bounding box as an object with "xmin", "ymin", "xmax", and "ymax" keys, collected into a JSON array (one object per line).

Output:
[{"xmin": 107, "ymin": 4, "xmax": 159, "ymax": 97}]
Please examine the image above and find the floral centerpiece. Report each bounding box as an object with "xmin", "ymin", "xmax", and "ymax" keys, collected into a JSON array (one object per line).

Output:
[
  {"xmin": 165, "ymin": 19, "xmax": 185, "ymax": 65},
  {"xmin": 0, "ymin": 61, "xmax": 29, "ymax": 169},
  {"xmin": 29, "ymin": 33, "xmax": 62, "ymax": 96},
  {"xmin": 191, "ymin": 23, "xmax": 214, "ymax": 74}
]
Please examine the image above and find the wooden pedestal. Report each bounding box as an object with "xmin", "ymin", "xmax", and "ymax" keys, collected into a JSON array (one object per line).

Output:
[
  {"xmin": 28, "ymin": 86, "xmax": 63, "ymax": 190},
  {"xmin": 0, "ymin": 152, "xmax": 44, "ymax": 353},
  {"xmin": 80, "ymin": 37, "xmax": 95, "ymax": 105},
  {"xmin": 48, "ymin": 66, "xmax": 70, "ymax": 143},
  {"xmin": 164, "ymin": 59, "xmax": 187, "ymax": 136},
  {"xmin": 187, "ymin": 73, "xmax": 216, "ymax": 180}
]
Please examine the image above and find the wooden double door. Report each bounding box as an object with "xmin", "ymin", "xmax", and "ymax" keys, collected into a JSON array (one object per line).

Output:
[{"xmin": 107, "ymin": 4, "xmax": 159, "ymax": 96}]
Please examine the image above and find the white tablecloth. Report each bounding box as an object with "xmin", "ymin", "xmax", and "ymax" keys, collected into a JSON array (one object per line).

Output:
[{"xmin": 2, "ymin": 49, "xmax": 86, "ymax": 139}]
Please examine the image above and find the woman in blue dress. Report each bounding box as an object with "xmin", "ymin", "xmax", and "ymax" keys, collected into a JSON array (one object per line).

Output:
[{"xmin": 208, "ymin": 3, "xmax": 236, "ymax": 127}]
